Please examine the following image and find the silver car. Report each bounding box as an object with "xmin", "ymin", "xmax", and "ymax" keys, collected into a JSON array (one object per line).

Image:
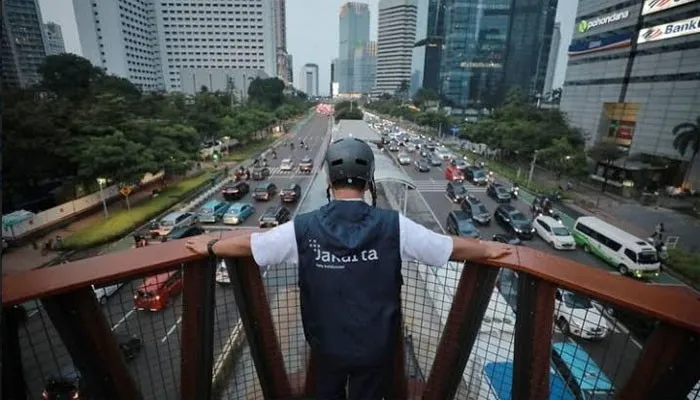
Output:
[{"xmin": 398, "ymin": 152, "xmax": 412, "ymax": 165}]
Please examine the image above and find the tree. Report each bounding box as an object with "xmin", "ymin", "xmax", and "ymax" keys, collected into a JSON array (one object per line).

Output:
[
  {"xmin": 334, "ymin": 101, "xmax": 363, "ymax": 121},
  {"xmin": 587, "ymin": 142, "xmax": 626, "ymax": 192},
  {"xmin": 248, "ymin": 77, "xmax": 285, "ymax": 109},
  {"xmin": 39, "ymin": 54, "xmax": 104, "ymax": 100},
  {"xmin": 539, "ymin": 137, "xmax": 587, "ymax": 179},
  {"xmin": 412, "ymin": 88, "xmax": 440, "ymax": 108},
  {"xmin": 672, "ymin": 116, "xmax": 700, "ymax": 185},
  {"xmin": 396, "ymin": 80, "xmax": 410, "ymax": 101},
  {"xmin": 503, "ymin": 86, "xmax": 525, "ymax": 106}
]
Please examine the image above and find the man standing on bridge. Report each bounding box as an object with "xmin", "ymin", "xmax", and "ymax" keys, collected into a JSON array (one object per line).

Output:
[{"xmin": 187, "ymin": 137, "xmax": 511, "ymax": 399}]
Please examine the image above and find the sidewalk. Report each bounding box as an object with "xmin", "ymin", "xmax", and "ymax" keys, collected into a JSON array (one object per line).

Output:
[{"xmin": 2, "ymin": 180, "xmax": 166, "ymax": 275}]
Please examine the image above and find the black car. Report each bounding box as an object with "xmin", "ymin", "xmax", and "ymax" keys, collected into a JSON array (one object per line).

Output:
[
  {"xmin": 429, "ymin": 156, "xmax": 443, "ymax": 166},
  {"xmin": 221, "ymin": 181, "xmax": 249, "ymax": 201},
  {"xmin": 414, "ymin": 158, "xmax": 430, "ymax": 172},
  {"xmin": 487, "ymin": 183, "xmax": 512, "ymax": 203},
  {"xmin": 298, "ymin": 157, "xmax": 313, "ymax": 173},
  {"xmin": 492, "ymin": 233, "xmax": 522, "ymax": 245},
  {"xmin": 162, "ymin": 225, "xmax": 205, "ymax": 242},
  {"xmin": 116, "ymin": 332, "xmax": 143, "ymax": 360},
  {"xmin": 251, "ymin": 166, "xmax": 270, "ymax": 180},
  {"xmin": 280, "ymin": 183, "xmax": 302, "ymax": 203},
  {"xmin": 253, "ymin": 182, "xmax": 277, "ymax": 201},
  {"xmin": 446, "ymin": 181, "xmax": 468, "ymax": 203},
  {"xmin": 446, "ymin": 211, "xmax": 481, "ymax": 239},
  {"xmin": 494, "ymin": 204, "xmax": 534, "ymax": 239},
  {"xmin": 42, "ymin": 365, "xmax": 86, "ymax": 400},
  {"xmin": 388, "ymin": 142, "xmax": 399, "ymax": 152},
  {"xmin": 259, "ymin": 206, "xmax": 291, "ymax": 227},
  {"xmin": 460, "ymin": 195, "xmax": 491, "ymax": 225},
  {"xmin": 465, "ymin": 167, "xmax": 488, "ymax": 186}
]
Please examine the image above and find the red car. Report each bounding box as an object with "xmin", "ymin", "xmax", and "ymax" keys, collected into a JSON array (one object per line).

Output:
[
  {"xmin": 134, "ymin": 270, "xmax": 183, "ymax": 311},
  {"xmin": 444, "ymin": 164, "xmax": 464, "ymax": 181}
]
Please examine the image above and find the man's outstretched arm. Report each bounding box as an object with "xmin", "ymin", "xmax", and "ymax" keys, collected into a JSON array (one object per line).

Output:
[{"xmin": 450, "ymin": 236, "xmax": 510, "ymax": 261}]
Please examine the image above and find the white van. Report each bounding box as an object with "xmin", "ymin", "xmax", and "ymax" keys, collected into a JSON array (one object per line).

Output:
[
  {"xmin": 534, "ymin": 215, "xmax": 576, "ymax": 250},
  {"xmin": 572, "ymin": 216, "xmax": 660, "ymax": 279}
]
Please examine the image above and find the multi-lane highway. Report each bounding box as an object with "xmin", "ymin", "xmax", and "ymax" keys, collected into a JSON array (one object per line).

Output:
[{"xmin": 17, "ymin": 113, "xmax": 331, "ymax": 400}]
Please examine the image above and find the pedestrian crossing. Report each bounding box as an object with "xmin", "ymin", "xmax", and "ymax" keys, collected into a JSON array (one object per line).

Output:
[
  {"xmin": 412, "ymin": 180, "xmax": 487, "ymax": 193},
  {"xmin": 268, "ymin": 166, "xmax": 316, "ymax": 177}
]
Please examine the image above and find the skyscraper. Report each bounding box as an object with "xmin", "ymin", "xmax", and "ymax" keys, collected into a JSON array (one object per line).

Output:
[
  {"xmin": 2, "ymin": 0, "xmax": 48, "ymax": 88},
  {"xmin": 421, "ymin": 0, "xmax": 446, "ymax": 91},
  {"xmin": 330, "ymin": 59, "xmax": 336, "ymax": 96},
  {"xmin": 44, "ymin": 22, "xmax": 66, "ymax": 56},
  {"xmin": 338, "ymin": 2, "xmax": 370, "ymax": 93},
  {"xmin": 287, "ymin": 54, "xmax": 294, "ymax": 84},
  {"xmin": 298, "ymin": 63, "xmax": 319, "ymax": 96},
  {"xmin": 373, "ymin": 0, "xmax": 418, "ymax": 97},
  {"xmin": 354, "ymin": 41, "xmax": 377, "ymax": 94},
  {"xmin": 274, "ymin": 0, "xmax": 290, "ymax": 83},
  {"xmin": 410, "ymin": 0, "xmax": 429, "ymax": 95},
  {"xmin": 440, "ymin": 0, "xmax": 511, "ymax": 108},
  {"xmin": 74, "ymin": 0, "xmax": 278, "ymax": 92},
  {"xmin": 543, "ymin": 22, "xmax": 560, "ymax": 96},
  {"xmin": 502, "ymin": 0, "xmax": 558, "ymax": 101}
]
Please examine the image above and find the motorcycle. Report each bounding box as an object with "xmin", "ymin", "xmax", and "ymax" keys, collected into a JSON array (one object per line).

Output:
[
  {"xmin": 510, "ymin": 186, "xmax": 520, "ymax": 199},
  {"xmin": 647, "ymin": 236, "xmax": 669, "ymax": 262}
]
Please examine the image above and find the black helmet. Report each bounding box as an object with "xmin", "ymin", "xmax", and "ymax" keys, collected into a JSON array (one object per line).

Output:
[{"xmin": 325, "ymin": 137, "xmax": 375, "ymax": 185}]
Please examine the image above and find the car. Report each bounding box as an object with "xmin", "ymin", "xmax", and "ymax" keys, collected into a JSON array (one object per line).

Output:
[
  {"xmin": 446, "ymin": 210, "xmax": 481, "ymax": 239},
  {"xmin": 414, "ymin": 158, "xmax": 430, "ymax": 172},
  {"xmin": 429, "ymin": 156, "xmax": 443, "ymax": 166},
  {"xmin": 435, "ymin": 147, "xmax": 451, "ymax": 160},
  {"xmin": 453, "ymin": 159, "xmax": 469, "ymax": 171},
  {"xmin": 42, "ymin": 366, "xmax": 86, "ymax": 400},
  {"xmin": 92, "ymin": 282, "xmax": 125, "ymax": 304},
  {"xmin": 222, "ymin": 202, "xmax": 255, "ymax": 225},
  {"xmin": 197, "ymin": 199, "xmax": 230, "ymax": 223},
  {"xmin": 494, "ymin": 204, "xmax": 534, "ymax": 239},
  {"xmin": 460, "ymin": 195, "xmax": 491, "ymax": 225},
  {"xmin": 280, "ymin": 183, "xmax": 302, "ymax": 203},
  {"xmin": 487, "ymin": 183, "xmax": 512, "ymax": 203},
  {"xmin": 259, "ymin": 205, "xmax": 291, "ymax": 228},
  {"xmin": 298, "ymin": 157, "xmax": 313, "ymax": 173},
  {"xmin": 251, "ymin": 166, "xmax": 270, "ymax": 180},
  {"xmin": 444, "ymin": 164, "xmax": 464, "ymax": 181},
  {"xmin": 161, "ymin": 225, "xmax": 205, "ymax": 243},
  {"xmin": 116, "ymin": 332, "xmax": 143, "ymax": 360},
  {"xmin": 465, "ymin": 167, "xmax": 487, "ymax": 186},
  {"xmin": 492, "ymin": 233, "xmax": 522, "ymax": 245},
  {"xmin": 253, "ymin": 182, "xmax": 277, "ymax": 201},
  {"xmin": 279, "ymin": 158, "xmax": 294, "ymax": 171},
  {"xmin": 446, "ymin": 181, "xmax": 468, "ymax": 203},
  {"xmin": 533, "ymin": 215, "xmax": 576, "ymax": 250},
  {"xmin": 554, "ymin": 289, "xmax": 610, "ymax": 340},
  {"xmin": 388, "ymin": 143, "xmax": 399, "ymax": 152},
  {"xmin": 221, "ymin": 181, "xmax": 249, "ymax": 201},
  {"xmin": 150, "ymin": 211, "xmax": 197, "ymax": 238},
  {"xmin": 419, "ymin": 149, "xmax": 430, "ymax": 158},
  {"xmin": 397, "ymin": 152, "xmax": 412, "ymax": 165}
]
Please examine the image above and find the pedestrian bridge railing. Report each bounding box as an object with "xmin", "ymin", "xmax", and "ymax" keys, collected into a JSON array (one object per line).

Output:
[{"xmin": 3, "ymin": 229, "xmax": 700, "ymax": 399}]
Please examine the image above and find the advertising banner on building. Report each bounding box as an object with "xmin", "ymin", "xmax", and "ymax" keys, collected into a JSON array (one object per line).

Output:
[
  {"xmin": 638, "ymin": 16, "xmax": 700, "ymax": 44},
  {"xmin": 577, "ymin": 10, "xmax": 631, "ymax": 33},
  {"xmin": 642, "ymin": 0, "xmax": 698, "ymax": 16},
  {"xmin": 568, "ymin": 32, "xmax": 633, "ymax": 56}
]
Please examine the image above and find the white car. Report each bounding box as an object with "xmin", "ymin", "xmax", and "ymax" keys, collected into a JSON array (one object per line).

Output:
[
  {"xmin": 554, "ymin": 289, "xmax": 610, "ymax": 340},
  {"xmin": 92, "ymin": 283, "xmax": 125, "ymax": 304},
  {"xmin": 533, "ymin": 215, "xmax": 576, "ymax": 250},
  {"xmin": 279, "ymin": 158, "xmax": 294, "ymax": 171},
  {"xmin": 397, "ymin": 152, "xmax": 412, "ymax": 165},
  {"xmin": 216, "ymin": 260, "xmax": 230, "ymax": 284}
]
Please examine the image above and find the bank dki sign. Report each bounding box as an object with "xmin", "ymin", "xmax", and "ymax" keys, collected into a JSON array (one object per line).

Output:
[
  {"xmin": 577, "ymin": 10, "xmax": 630, "ymax": 33},
  {"xmin": 638, "ymin": 16, "xmax": 700, "ymax": 44},
  {"xmin": 643, "ymin": 0, "xmax": 698, "ymax": 16}
]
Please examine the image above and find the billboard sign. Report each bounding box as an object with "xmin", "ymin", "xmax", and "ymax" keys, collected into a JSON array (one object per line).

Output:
[
  {"xmin": 577, "ymin": 11, "xmax": 630, "ymax": 33},
  {"xmin": 568, "ymin": 32, "xmax": 633, "ymax": 56},
  {"xmin": 637, "ymin": 16, "xmax": 700, "ymax": 44},
  {"xmin": 642, "ymin": 0, "xmax": 698, "ymax": 15}
]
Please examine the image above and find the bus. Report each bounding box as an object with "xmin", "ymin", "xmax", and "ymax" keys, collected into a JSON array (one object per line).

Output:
[
  {"xmin": 463, "ymin": 289, "xmax": 577, "ymax": 400},
  {"xmin": 571, "ymin": 216, "xmax": 660, "ymax": 279}
]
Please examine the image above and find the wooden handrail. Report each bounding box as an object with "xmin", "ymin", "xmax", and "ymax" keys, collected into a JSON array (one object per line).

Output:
[{"xmin": 3, "ymin": 233, "xmax": 700, "ymax": 333}]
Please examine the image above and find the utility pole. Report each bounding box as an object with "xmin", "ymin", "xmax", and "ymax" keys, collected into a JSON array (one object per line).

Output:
[{"xmin": 527, "ymin": 150, "xmax": 539, "ymax": 186}]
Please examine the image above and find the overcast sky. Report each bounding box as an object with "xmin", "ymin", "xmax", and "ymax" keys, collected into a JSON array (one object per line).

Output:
[{"xmin": 39, "ymin": 0, "xmax": 577, "ymax": 96}]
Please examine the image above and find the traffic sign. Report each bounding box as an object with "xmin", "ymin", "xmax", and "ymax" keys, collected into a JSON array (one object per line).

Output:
[{"xmin": 120, "ymin": 186, "xmax": 132, "ymax": 197}]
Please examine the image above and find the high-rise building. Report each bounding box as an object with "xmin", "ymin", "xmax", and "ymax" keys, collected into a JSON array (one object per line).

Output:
[
  {"xmin": 298, "ymin": 63, "xmax": 319, "ymax": 96},
  {"xmin": 2, "ymin": 0, "xmax": 48, "ymax": 88},
  {"xmin": 373, "ymin": 0, "xmax": 418, "ymax": 97},
  {"xmin": 274, "ymin": 0, "xmax": 290, "ymax": 83},
  {"xmin": 354, "ymin": 41, "xmax": 376, "ymax": 94},
  {"xmin": 421, "ymin": 0, "xmax": 446, "ymax": 91},
  {"xmin": 502, "ymin": 0, "xmax": 558, "ymax": 101},
  {"xmin": 440, "ymin": 0, "xmax": 511, "ymax": 108},
  {"xmin": 330, "ymin": 59, "xmax": 336, "ymax": 96},
  {"xmin": 74, "ymin": 0, "xmax": 277, "ymax": 92},
  {"xmin": 44, "ymin": 22, "xmax": 66, "ymax": 56},
  {"xmin": 543, "ymin": 22, "xmax": 561, "ymax": 96},
  {"xmin": 338, "ymin": 2, "xmax": 370, "ymax": 93},
  {"xmin": 410, "ymin": 0, "xmax": 429, "ymax": 95},
  {"xmin": 561, "ymin": 0, "xmax": 700, "ymax": 188},
  {"xmin": 286, "ymin": 54, "xmax": 294, "ymax": 84}
]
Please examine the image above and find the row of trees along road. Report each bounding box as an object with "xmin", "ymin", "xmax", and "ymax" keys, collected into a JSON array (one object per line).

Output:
[
  {"xmin": 334, "ymin": 101, "xmax": 364, "ymax": 121},
  {"xmin": 3, "ymin": 54, "xmax": 313, "ymax": 211}
]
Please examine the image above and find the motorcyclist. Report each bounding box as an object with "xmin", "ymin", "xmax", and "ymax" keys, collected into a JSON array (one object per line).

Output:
[
  {"xmin": 262, "ymin": 158, "xmax": 269, "ymax": 168},
  {"xmin": 185, "ymin": 137, "xmax": 512, "ymax": 399},
  {"xmin": 290, "ymin": 142, "xmax": 295, "ymax": 150},
  {"xmin": 271, "ymin": 149, "xmax": 277, "ymax": 159}
]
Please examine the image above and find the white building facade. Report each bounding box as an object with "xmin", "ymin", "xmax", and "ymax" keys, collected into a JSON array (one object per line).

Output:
[
  {"xmin": 74, "ymin": 0, "xmax": 278, "ymax": 92},
  {"xmin": 543, "ymin": 22, "xmax": 560, "ymax": 96},
  {"xmin": 298, "ymin": 63, "xmax": 319, "ymax": 97},
  {"xmin": 373, "ymin": 0, "xmax": 418, "ymax": 96}
]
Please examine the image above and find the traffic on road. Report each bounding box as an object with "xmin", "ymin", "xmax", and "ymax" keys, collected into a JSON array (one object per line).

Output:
[{"xmin": 17, "ymin": 114, "xmax": 331, "ymax": 400}]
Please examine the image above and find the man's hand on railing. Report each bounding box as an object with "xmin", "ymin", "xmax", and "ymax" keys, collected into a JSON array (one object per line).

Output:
[{"xmin": 450, "ymin": 237, "xmax": 513, "ymax": 262}]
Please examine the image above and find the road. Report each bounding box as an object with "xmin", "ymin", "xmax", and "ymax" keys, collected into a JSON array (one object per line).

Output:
[
  {"xmin": 17, "ymin": 114, "xmax": 331, "ymax": 400},
  {"xmin": 381, "ymin": 141, "xmax": 643, "ymax": 391}
]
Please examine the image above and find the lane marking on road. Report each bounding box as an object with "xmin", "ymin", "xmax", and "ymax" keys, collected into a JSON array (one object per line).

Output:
[
  {"xmin": 161, "ymin": 315, "xmax": 183, "ymax": 343},
  {"xmin": 111, "ymin": 309, "xmax": 136, "ymax": 331}
]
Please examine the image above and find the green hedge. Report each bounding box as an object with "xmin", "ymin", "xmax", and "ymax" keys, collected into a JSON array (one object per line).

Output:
[
  {"xmin": 223, "ymin": 137, "xmax": 276, "ymax": 162},
  {"xmin": 666, "ymin": 248, "xmax": 700, "ymax": 286},
  {"xmin": 61, "ymin": 170, "xmax": 218, "ymax": 250}
]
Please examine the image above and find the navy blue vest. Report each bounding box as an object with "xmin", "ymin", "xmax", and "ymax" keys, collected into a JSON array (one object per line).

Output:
[{"xmin": 294, "ymin": 200, "xmax": 402, "ymax": 367}]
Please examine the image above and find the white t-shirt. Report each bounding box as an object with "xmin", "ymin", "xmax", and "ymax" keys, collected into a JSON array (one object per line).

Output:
[{"xmin": 250, "ymin": 213, "xmax": 454, "ymax": 268}]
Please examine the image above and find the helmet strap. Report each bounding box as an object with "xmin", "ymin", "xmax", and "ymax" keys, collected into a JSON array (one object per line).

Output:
[
  {"xmin": 369, "ymin": 179, "xmax": 377, "ymax": 207},
  {"xmin": 326, "ymin": 184, "xmax": 332, "ymax": 203}
]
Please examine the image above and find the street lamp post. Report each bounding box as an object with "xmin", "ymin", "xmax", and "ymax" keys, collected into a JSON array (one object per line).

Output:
[
  {"xmin": 97, "ymin": 178, "xmax": 109, "ymax": 219},
  {"xmin": 527, "ymin": 150, "xmax": 539, "ymax": 187}
]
